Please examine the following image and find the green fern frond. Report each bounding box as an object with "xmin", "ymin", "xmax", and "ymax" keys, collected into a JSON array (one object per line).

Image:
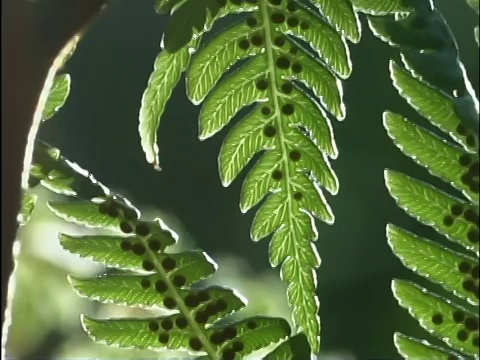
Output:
[
  {"xmin": 358, "ymin": 1, "xmax": 479, "ymax": 358},
  {"xmin": 29, "ymin": 140, "xmax": 311, "ymax": 359},
  {"xmin": 139, "ymin": 0, "xmax": 361, "ymax": 352},
  {"xmin": 42, "ymin": 73, "xmax": 71, "ymax": 121}
]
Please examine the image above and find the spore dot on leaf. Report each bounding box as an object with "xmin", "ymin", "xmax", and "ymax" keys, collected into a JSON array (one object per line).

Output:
[
  {"xmin": 246, "ymin": 0, "xmax": 257, "ymax": 3},
  {"xmin": 464, "ymin": 209, "xmax": 479, "ymax": 224},
  {"xmin": 461, "ymin": 173, "xmax": 471, "ymax": 185},
  {"xmin": 155, "ymin": 280, "xmax": 168, "ymax": 293},
  {"xmin": 453, "ymin": 310, "xmax": 465, "ymax": 323},
  {"xmin": 282, "ymin": 104, "xmax": 295, "ymax": 115},
  {"xmin": 289, "ymin": 46, "xmax": 298, "ymax": 55},
  {"xmin": 263, "ymin": 125, "xmax": 277, "ymax": 137},
  {"xmin": 274, "ymin": 36, "xmax": 286, "ymax": 47},
  {"xmin": 142, "ymin": 260, "xmax": 154, "ymax": 271},
  {"xmin": 232, "ymin": 340, "xmax": 245, "ymax": 352},
  {"xmin": 443, "ymin": 216, "xmax": 454, "ymax": 227},
  {"xmin": 132, "ymin": 243, "xmax": 146, "ymax": 255},
  {"xmin": 276, "ymin": 56, "xmax": 291, "ymax": 70},
  {"xmin": 465, "ymin": 317, "xmax": 479, "ymax": 331},
  {"xmin": 238, "ymin": 38, "xmax": 250, "ymax": 50},
  {"xmin": 272, "ymin": 169, "xmax": 283, "ymax": 180},
  {"xmin": 148, "ymin": 238, "xmax": 162, "ymax": 251},
  {"xmin": 158, "ymin": 333, "xmax": 169, "ymax": 344},
  {"xmin": 289, "ymin": 150, "xmax": 301, "ymax": 161},
  {"xmin": 185, "ymin": 294, "xmax": 199, "ymax": 308},
  {"xmin": 161, "ymin": 319, "xmax": 173, "ymax": 331},
  {"xmin": 246, "ymin": 17, "xmax": 258, "ymax": 27},
  {"xmin": 456, "ymin": 124, "xmax": 468, "ymax": 136},
  {"xmin": 141, "ymin": 278, "xmax": 151, "ymax": 288},
  {"xmin": 473, "ymin": 335, "xmax": 479, "ymax": 347},
  {"xmin": 451, "ymin": 204, "xmax": 463, "ymax": 216},
  {"xmin": 99, "ymin": 202, "xmax": 117, "ymax": 217},
  {"xmin": 215, "ymin": 299, "xmax": 228, "ymax": 311},
  {"xmin": 197, "ymin": 290, "xmax": 210, "ymax": 302},
  {"xmin": 300, "ymin": 21, "xmax": 310, "ymax": 30},
  {"xmin": 463, "ymin": 279, "xmax": 476, "ymax": 292},
  {"xmin": 175, "ymin": 316, "xmax": 188, "ymax": 329},
  {"xmin": 281, "ymin": 82, "xmax": 293, "ymax": 94},
  {"xmin": 269, "ymin": 0, "xmax": 282, "ymax": 4},
  {"xmin": 292, "ymin": 62, "xmax": 303, "ymax": 73},
  {"xmin": 148, "ymin": 321, "xmax": 160, "ymax": 332},
  {"xmin": 222, "ymin": 349, "xmax": 236, "ymax": 360},
  {"xmin": 256, "ymin": 79, "xmax": 268, "ymax": 91},
  {"xmin": 466, "ymin": 135, "xmax": 476, "ymax": 147},
  {"xmin": 230, "ymin": 0, "xmax": 242, "ymax": 5},
  {"xmin": 447, "ymin": 356, "xmax": 458, "ymax": 360},
  {"xmin": 287, "ymin": 17, "xmax": 299, "ymax": 27},
  {"xmin": 206, "ymin": 303, "xmax": 219, "ymax": 315},
  {"xmin": 458, "ymin": 261, "xmax": 471, "ymax": 274},
  {"xmin": 286, "ymin": 0, "xmax": 297, "ymax": 11},
  {"xmin": 164, "ymin": 297, "xmax": 177, "ymax": 309},
  {"xmin": 459, "ymin": 154, "xmax": 472, "ymax": 166},
  {"xmin": 119, "ymin": 221, "xmax": 133, "ymax": 234},
  {"xmin": 162, "ymin": 257, "xmax": 176, "ymax": 270},
  {"xmin": 189, "ymin": 337, "xmax": 203, "ymax": 351},
  {"xmin": 470, "ymin": 183, "xmax": 479, "ymax": 194},
  {"xmin": 210, "ymin": 331, "xmax": 225, "ymax": 345},
  {"xmin": 250, "ymin": 34, "xmax": 263, "ymax": 46},
  {"xmin": 247, "ymin": 320, "xmax": 257, "ymax": 329},
  {"xmin": 28, "ymin": 176, "xmax": 42, "ymax": 188},
  {"xmin": 468, "ymin": 229, "xmax": 479, "ymax": 243},
  {"xmin": 293, "ymin": 192, "xmax": 303, "ymax": 200},
  {"xmin": 172, "ymin": 274, "xmax": 186, "ymax": 287},
  {"xmin": 431, "ymin": 313, "xmax": 443, "ymax": 325},
  {"xmin": 469, "ymin": 161, "xmax": 479, "ymax": 176},
  {"xmin": 195, "ymin": 310, "xmax": 210, "ymax": 324},
  {"xmin": 271, "ymin": 13, "xmax": 285, "ymax": 23},
  {"xmin": 218, "ymin": 0, "xmax": 227, "ymax": 6},
  {"xmin": 223, "ymin": 326, "xmax": 237, "ymax": 339},
  {"xmin": 471, "ymin": 265, "xmax": 479, "ymax": 279},
  {"xmin": 135, "ymin": 222, "xmax": 150, "ymax": 236},
  {"xmin": 261, "ymin": 106, "xmax": 272, "ymax": 116},
  {"xmin": 120, "ymin": 240, "xmax": 131, "ymax": 251},
  {"xmin": 124, "ymin": 208, "xmax": 138, "ymax": 220},
  {"xmin": 457, "ymin": 329, "xmax": 469, "ymax": 342}
]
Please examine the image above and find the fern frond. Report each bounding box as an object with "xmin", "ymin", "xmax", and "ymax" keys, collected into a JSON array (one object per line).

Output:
[
  {"xmin": 358, "ymin": 1, "xmax": 479, "ymax": 358},
  {"xmin": 139, "ymin": 0, "xmax": 362, "ymax": 352},
  {"xmin": 30, "ymin": 140, "xmax": 311, "ymax": 358}
]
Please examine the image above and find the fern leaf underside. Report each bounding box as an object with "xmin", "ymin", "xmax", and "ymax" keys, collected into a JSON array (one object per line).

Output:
[
  {"xmin": 30, "ymin": 140, "xmax": 311, "ymax": 359},
  {"xmin": 360, "ymin": 1, "xmax": 479, "ymax": 358},
  {"xmin": 139, "ymin": 0, "xmax": 362, "ymax": 351}
]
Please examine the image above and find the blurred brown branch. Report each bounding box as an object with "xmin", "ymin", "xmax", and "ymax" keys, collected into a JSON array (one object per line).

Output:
[{"xmin": 1, "ymin": 0, "xmax": 109, "ymax": 337}]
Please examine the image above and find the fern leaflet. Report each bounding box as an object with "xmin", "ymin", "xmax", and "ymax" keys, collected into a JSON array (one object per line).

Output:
[
  {"xmin": 28, "ymin": 140, "xmax": 312, "ymax": 359},
  {"xmin": 358, "ymin": 1, "xmax": 479, "ymax": 358}
]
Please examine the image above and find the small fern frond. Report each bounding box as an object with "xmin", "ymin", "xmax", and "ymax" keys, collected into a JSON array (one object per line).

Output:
[
  {"xmin": 139, "ymin": 0, "xmax": 361, "ymax": 352},
  {"xmin": 42, "ymin": 73, "xmax": 71, "ymax": 121},
  {"xmin": 358, "ymin": 1, "xmax": 479, "ymax": 358},
  {"xmin": 29, "ymin": 140, "xmax": 311, "ymax": 358}
]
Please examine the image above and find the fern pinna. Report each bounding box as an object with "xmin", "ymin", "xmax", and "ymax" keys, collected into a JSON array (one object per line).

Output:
[
  {"xmin": 28, "ymin": 138, "xmax": 312, "ymax": 359},
  {"xmin": 358, "ymin": 0, "xmax": 479, "ymax": 358},
  {"xmin": 139, "ymin": 0, "xmax": 361, "ymax": 351}
]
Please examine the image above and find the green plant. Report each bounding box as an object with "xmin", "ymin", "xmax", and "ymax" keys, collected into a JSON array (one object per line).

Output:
[
  {"xmin": 359, "ymin": 0, "xmax": 479, "ymax": 358},
  {"xmin": 28, "ymin": 138, "xmax": 311, "ymax": 359},
  {"xmin": 9, "ymin": 0, "xmax": 479, "ymax": 358},
  {"xmin": 139, "ymin": 0, "xmax": 362, "ymax": 351}
]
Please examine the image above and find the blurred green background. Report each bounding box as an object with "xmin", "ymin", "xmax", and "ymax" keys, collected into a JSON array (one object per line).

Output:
[{"xmin": 7, "ymin": 0, "xmax": 478, "ymax": 359}]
